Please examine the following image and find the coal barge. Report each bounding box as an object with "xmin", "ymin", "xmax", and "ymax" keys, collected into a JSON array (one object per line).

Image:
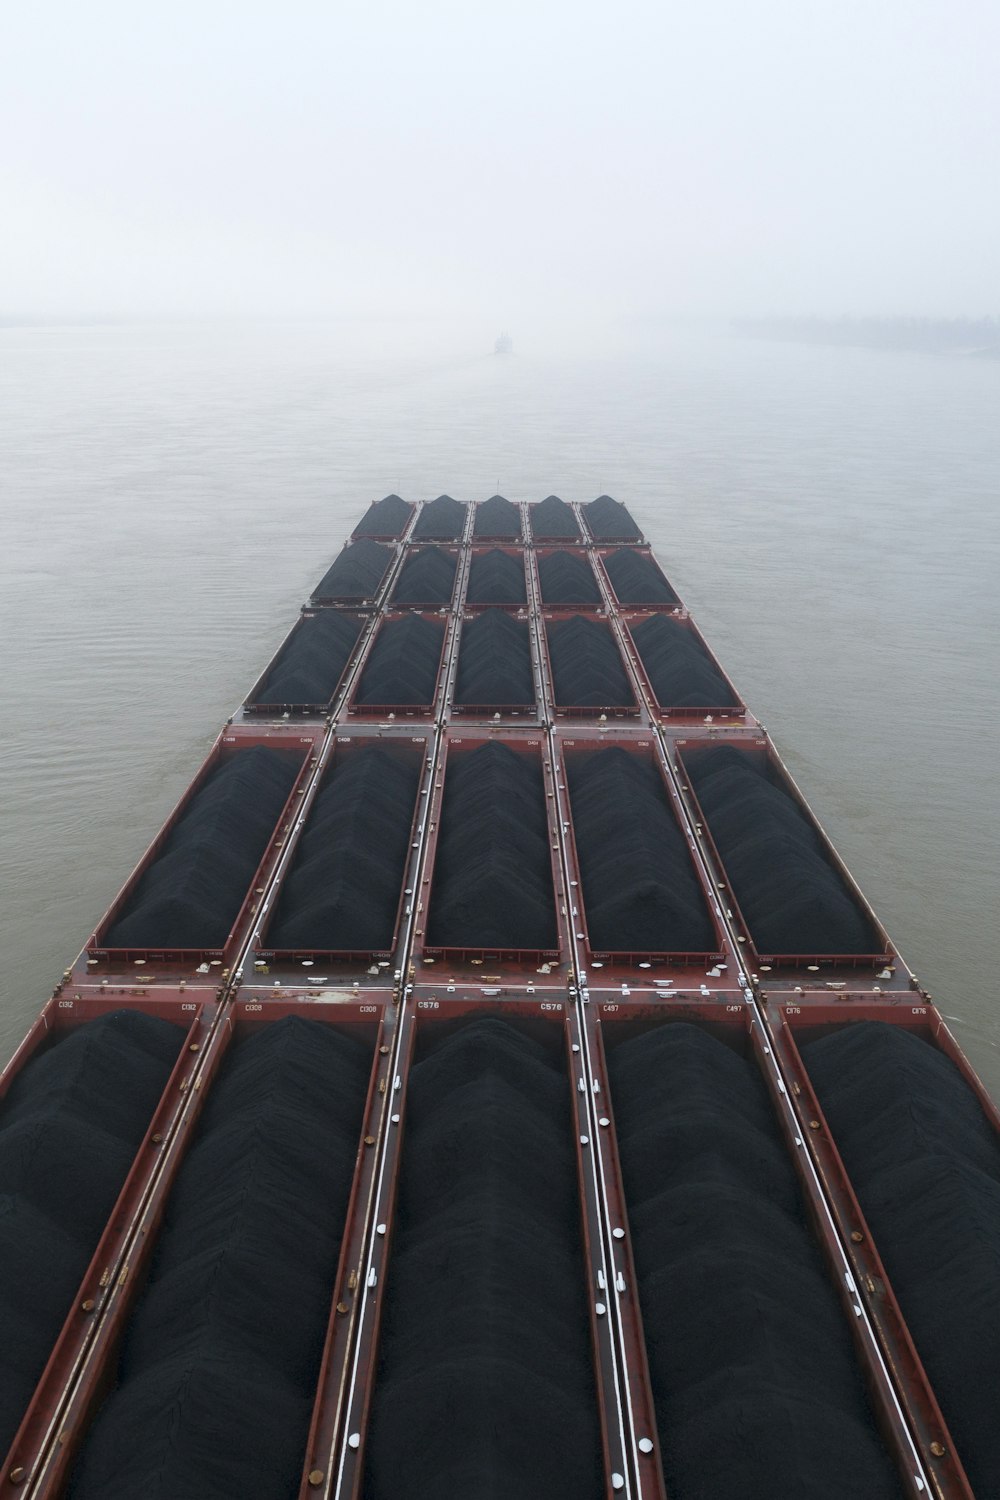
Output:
[{"xmin": 1, "ymin": 492, "xmax": 995, "ymax": 1500}]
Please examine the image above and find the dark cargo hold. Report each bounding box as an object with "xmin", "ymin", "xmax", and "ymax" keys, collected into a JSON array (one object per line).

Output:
[
  {"xmin": 352, "ymin": 494, "xmax": 413, "ymax": 539},
  {"xmin": 266, "ymin": 746, "xmax": 421, "ymax": 952},
  {"xmin": 583, "ymin": 495, "xmax": 642, "ymax": 541},
  {"xmin": 311, "ymin": 540, "xmax": 393, "ymax": 603},
  {"xmin": 631, "ymin": 615, "xmax": 738, "ymax": 709},
  {"xmin": 0, "ymin": 1011, "xmax": 185, "ymax": 1460},
  {"xmin": 364, "ymin": 1017, "xmax": 603, "ymax": 1500},
  {"xmin": 428, "ymin": 743, "xmax": 557, "ymax": 951},
  {"xmin": 537, "ymin": 551, "xmax": 602, "ymax": 605},
  {"xmin": 472, "ymin": 493, "xmax": 521, "ymax": 538},
  {"xmin": 391, "ymin": 547, "xmax": 457, "ymax": 606},
  {"xmin": 567, "ymin": 749, "xmax": 714, "ymax": 953},
  {"xmin": 104, "ymin": 748, "xmax": 302, "ymax": 951},
  {"xmin": 603, "ymin": 548, "xmax": 678, "ymax": 605},
  {"xmin": 465, "ymin": 549, "xmax": 527, "ymax": 605},
  {"xmin": 687, "ymin": 746, "xmax": 879, "ymax": 956},
  {"xmin": 546, "ymin": 616, "xmax": 634, "ymax": 708},
  {"xmin": 607, "ymin": 1022, "xmax": 902, "ymax": 1500},
  {"xmin": 803, "ymin": 1022, "xmax": 1000, "ymax": 1497},
  {"xmin": 455, "ymin": 611, "xmax": 535, "ymax": 708},
  {"xmin": 250, "ymin": 611, "xmax": 363, "ymax": 708},
  {"xmin": 354, "ymin": 615, "xmax": 445, "ymax": 708},
  {"xmin": 413, "ymin": 495, "xmax": 466, "ymax": 541},
  {"xmin": 69, "ymin": 1018, "xmax": 372, "ymax": 1500},
  {"xmin": 529, "ymin": 494, "xmax": 580, "ymax": 539}
]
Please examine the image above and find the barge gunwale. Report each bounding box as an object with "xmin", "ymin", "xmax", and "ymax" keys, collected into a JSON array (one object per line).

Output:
[
  {"xmin": 450, "ymin": 608, "xmax": 541, "ymax": 721},
  {"xmin": 590, "ymin": 1000, "xmax": 933, "ymax": 1499},
  {"xmin": 11, "ymin": 1001, "xmax": 387, "ymax": 1500},
  {"xmin": 766, "ymin": 1001, "xmax": 980, "ymax": 1499},
  {"xmin": 242, "ymin": 607, "xmax": 370, "ymax": 717},
  {"xmin": 410, "ymin": 495, "xmax": 470, "ymax": 544},
  {"xmin": 461, "ymin": 544, "xmax": 530, "ymax": 609},
  {"xmin": 329, "ymin": 1000, "xmax": 622, "ymax": 1500},
  {"xmin": 243, "ymin": 724, "xmax": 438, "ymax": 993},
  {"xmin": 559, "ymin": 735, "xmax": 727, "ymax": 966},
  {"xmin": 534, "ymin": 545, "xmax": 606, "ymax": 609},
  {"xmin": 674, "ymin": 737, "xmax": 895, "ymax": 974},
  {"xmin": 86, "ymin": 731, "xmax": 316, "ymax": 970},
  {"xmin": 351, "ymin": 497, "xmax": 416, "ymax": 542},
  {"xmin": 252, "ymin": 738, "xmax": 425, "ymax": 963},
  {"xmin": 309, "ymin": 540, "xmax": 398, "ymax": 607},
  {"xmin": 540, "ymin": 611, "xmax": 641, "ymax": 720},
  {"xmin": 594, "ymin": 545, "xmax": 682, "ymax": 610},
  {"xmin": 620, "ymin": 611, "xmax": 746, "ymax": 720},
  {"xmin": 580, "ymin": 504, "xmax": 646, "ymax": 547},
  {"xmin": 417, "ymin": 733, "xmax": 565, "ymax": 965},
  {"xmin": 347, "ymin": 610, "xmax": 450, "ymax": 718},
  {"xmin": 389, "ymin": 543, "xmax": 462, "ymax": 610},
  {"xmin": 526, "ymin": 509, "xmax": 583, "ymax": 544},
  {"xmin": 470, "ymin": 497, "xmax": 525, "ymax": 542},
  {"xmin": 293, "ymin": 995, "xmax": 396, "ymax": 1499},
  {"xmin": 0, "ymin": 996, "xmax": 214, "ymax": 1499}
]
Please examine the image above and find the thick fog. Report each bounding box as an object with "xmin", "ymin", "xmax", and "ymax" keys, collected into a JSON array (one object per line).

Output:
[{"xmin": 1, "ymin": 0, "xmax": 997, "ymax": 321}]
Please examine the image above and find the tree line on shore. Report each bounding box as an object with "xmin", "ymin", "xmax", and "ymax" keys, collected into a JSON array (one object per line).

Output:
[{"xmin": 733, "ymin": 315, "xmax": 1000, "ymax": 354}]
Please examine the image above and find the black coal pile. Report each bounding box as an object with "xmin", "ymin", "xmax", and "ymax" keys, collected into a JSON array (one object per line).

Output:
[
  {"xmin": 473, "ymin": 493, "xmax": 521, "ymax": 538},
  {"xmin": 537, "ymin": 551, "xmax": 602, "ymax": 605},
  {"xmin": 354, "ymin": 615, "xmax": 445, "ymax": 707},
  {"xmin": 803, "ymin": 1022, "xmax": 1000, "ymax": 1495},
  {"xmin": 607, "ymin": 1022, "xmax": 902, "ymax": 1500},
  {"xmin": 251, "ymin": 611, "xmax": 363, "ymax": 707},
  {"xmin": 631, "ymin": 615, "xmax": 738, "ymax": 709},
  {"xmin": 428, "ymin": 742, "xmax": 556, "ymax": 951},
  {"xmin": 311, "ymin": 540, "xmax": 392, "ymax": 602},
  {"xmin": 529, "ymin": 494, "xmax": 580, "ymax": 539},
  {"xmin": 547, "ymin": 616, "xmax": 634, "ymax": 708},
  {"xmin": 582, "ymin": 495, "xmax": 642, "ymax": 541},
  {"xmin": 391, "ymin": 546, "xmax": 457, "ymax": 605},
  {"xmin": 567, "ymin": 749, "xmax": 713, "ymax": 953},
  {"xmin": 455, "ymin": 612, "xmax": 534, "ymax": 708},
  {"xmin": 364, "ymin": 1017, "xmax": 603, "ymax": 1500},
  {"xmin": 267, "ymin": 747, "xmax": 421, "ymax": 952},
  {"xmin": 0, "ymin": 1010, "xmax": 185, "ymax": 1459},
  {"xmin": 413, "ymin": 494, "xmax": 466, "ymax": 540},
  {"xmin": 105, "ymin": 748, "xmax": 302, "ymax": 950},
  {"xmin": 69, "ymin": 1017, "xmax": 371, "ymax": 1500},
  {"xmin": 465, "ymin": 549, "xmax": 527, "ymax": 605},
  {"xmin": 688, "ymin": 746, "xmax": 878, "ymax": 956},
  {"xmin": 352, "ymin": 494, "xmax": 413, "ymax": 539},
  {"xmin": 603, "ymin": 548, "xmax": 679, "ymax": 604}
]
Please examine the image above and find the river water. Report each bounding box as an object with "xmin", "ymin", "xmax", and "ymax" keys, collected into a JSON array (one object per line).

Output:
[{"xmin": 1, "ymin": 321, "xmax": 997, "ymax": 1085}]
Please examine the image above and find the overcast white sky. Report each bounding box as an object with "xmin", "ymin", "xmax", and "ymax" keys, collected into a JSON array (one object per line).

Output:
[{"xmin": 1, "ymin": 0, "xmax": 996, "ymax": 321}]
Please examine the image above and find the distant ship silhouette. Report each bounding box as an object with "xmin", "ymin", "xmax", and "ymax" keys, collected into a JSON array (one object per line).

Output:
[{"xmin": 494, "ymin": 331, "xmax": 512, "ymax": 355}]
